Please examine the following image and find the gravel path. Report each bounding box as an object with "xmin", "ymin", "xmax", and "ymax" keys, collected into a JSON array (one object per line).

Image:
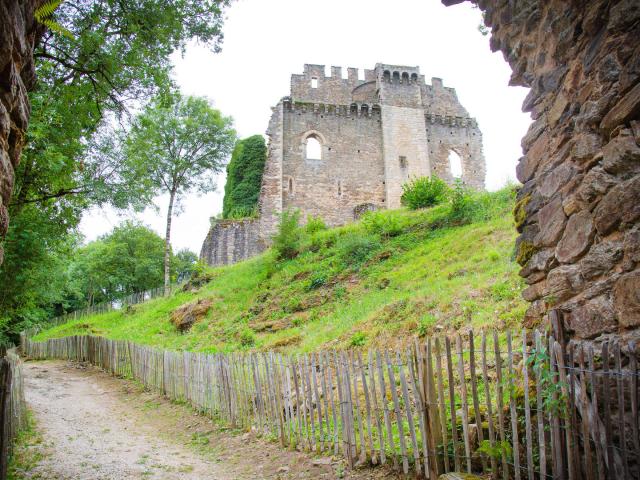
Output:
[
  {"xmin": 19, "ymin": 360, "xmax": 399, "ymax": 480},
  {"xmin": 23, "ymin": 361, "xmax": 227, "ymax": 479}
]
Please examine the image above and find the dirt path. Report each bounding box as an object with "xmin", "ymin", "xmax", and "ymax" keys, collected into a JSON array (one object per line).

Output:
[{"xmin": 19, "ymin": 360, "xmax": 399, "ymax": 480}]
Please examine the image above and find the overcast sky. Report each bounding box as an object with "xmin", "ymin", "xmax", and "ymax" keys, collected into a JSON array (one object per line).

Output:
[{"xmin": 80, "ymin": 0, "xmax": 531, "ymax": 254}]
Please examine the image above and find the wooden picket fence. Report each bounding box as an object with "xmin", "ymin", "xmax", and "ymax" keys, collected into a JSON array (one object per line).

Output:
[
  {"xmin": 0, "ymin": 348, "xmax": 27, "ymax": 480},
  {"xmin": 21, "ymin": 330, "xmax": 639, "ymax": 479}
]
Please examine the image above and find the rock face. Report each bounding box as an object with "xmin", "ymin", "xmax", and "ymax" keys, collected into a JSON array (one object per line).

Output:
[
  {"xmin": 443, "ymin": 0, "xmax": 640, "ymax": 339},
  {"xmin": 0, "ymin": 0, "xmax": 43, "ymax": 265},
  {"xmin": 170, "ymin": 299, "xmax": 213, "ymax": 332}
]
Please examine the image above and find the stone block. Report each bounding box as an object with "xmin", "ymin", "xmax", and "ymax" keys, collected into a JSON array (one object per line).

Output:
[
  {"xmin": 594, "ymin": 175, "xmax": 640, "ymax": 235},
  {"xmin": 565, "ymin": 296, "xmax": 617, "ymax": 339},
  {"xmin": 601, "ymin": 82, "xmax": 640, "ymax": 136},
  {"xmin": 602, "ymin": 133, "xmax": 640, "ymax": 177},
  {"xmin": 580, "ymin": 240, "xmax": 623, "ymax": 279},
  {"xmin": 613, "ymin": 270, "xmax": 640, "ymax": 326},
  {"xmin": 556, "ymin": 210, "xmax": 596, "ymax": 263},
  {"xmin": 534, "ymin": 196, "xmax": 567, "ymax": 247}
]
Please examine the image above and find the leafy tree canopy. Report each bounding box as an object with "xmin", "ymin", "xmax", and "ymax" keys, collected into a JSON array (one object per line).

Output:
[
  {"xmin": 222, "ymin": 135, "xmax": 267, "ymax": 219},
  {"xmin": 70, "ymin": 221, "xmax": 166, "ymax": 306},
  {"xmin": 124, "ymin": 93, "xmax": 236, "ymax": 292}
]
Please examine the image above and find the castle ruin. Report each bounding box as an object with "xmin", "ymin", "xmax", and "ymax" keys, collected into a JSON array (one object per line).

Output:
[{"xmin": 200, "ymin": 63, "xmax": 486, "ymax": 266}]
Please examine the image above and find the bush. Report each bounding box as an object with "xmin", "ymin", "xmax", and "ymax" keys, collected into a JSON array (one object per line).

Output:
[
  {"xmin": 305, "ymin": 215, "xmax": 327, "ymax": 234},
  {"xmin": 361, "ymin": 210, "xmax": 405, "ymax": 238},
  {"xmin": 238, "ymin": 328, "xmax": 256, "ymax": 347},
  {"xmin": 350, "ymin": 332, "xmax": 367, "ymax": 347},
  {"xmin": 308, "ymin": 272, "xmax": 327, "ymax": 290},
  {"xmin": 447, "ymin": 179, "xmax": 475, "ymax": 224},
  {"xmin": 272, "ymin": 209, "xmax": 301, "ymax": 260},
  {"xmin": 401, "ymin": 176, "xmax": 450, "ymax": 210},
  {"xmin": 337, "ymin": 233, "xmax": 381, "ymax": 268}
]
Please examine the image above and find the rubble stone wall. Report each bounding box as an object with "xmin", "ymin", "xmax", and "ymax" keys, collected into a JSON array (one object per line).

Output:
[
  {"xmin": 0, "ymin": 0, "xmax": 43, "ymax": 265},
  {"xmin": 199, "ymin": 219, "xmax": 264, "ymax": 267},
  {"xmin": 443, "ymin": 0, "xmax": 640, "ymax": 340}
]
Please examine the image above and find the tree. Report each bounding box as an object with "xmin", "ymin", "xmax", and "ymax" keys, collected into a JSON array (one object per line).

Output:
[
  {"xmin": 222, "ymin": 135, "xmax": 267, "ymax": 218},
  {"xmin": 172, "ymin": 249, "xmax": 199, "ymax": 282},
  {"xmin": 0, "ymin": 0, "xmax": 232, "ymax": 336},
  {"xmin": 70, "ymin": 221, "xmax": 166, "ymax": 305},
  {"xmin": 125, "ymin": 94, "xmax": 236, "ymax": 295}
]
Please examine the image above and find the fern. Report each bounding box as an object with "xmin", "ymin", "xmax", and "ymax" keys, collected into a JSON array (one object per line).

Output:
[{"xmin": 34, "ymin": 0, "xmax": 73, "ymax": 40}]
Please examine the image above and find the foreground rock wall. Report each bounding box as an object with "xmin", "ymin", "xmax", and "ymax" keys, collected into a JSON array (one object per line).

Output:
[
  {"xmin": 444, "ymin": 0, "xmax": 640, "ymax": 339},
  {"xmin": 199, "ymin": 219, "xmax": 264, "ymax": 267},
  {"xmin": 0, "ymin": 0, "xmax": 43, "ymax": 264}
]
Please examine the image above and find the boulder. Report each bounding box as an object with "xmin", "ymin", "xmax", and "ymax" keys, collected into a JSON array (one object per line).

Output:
[
  {"xmin": 556, "ymin": 210, "xmax": 596, "ymax": 263},
  {"xmin": 565, "ymin": 296, "xmax": 617, "ymax": 339},
  {"xmin": 170, "ymin": 299, "xmax": 213, "ymax": 332},
  {"xmin": 534, "ymin": 196, "xmax": 567, "ymax": 247}
]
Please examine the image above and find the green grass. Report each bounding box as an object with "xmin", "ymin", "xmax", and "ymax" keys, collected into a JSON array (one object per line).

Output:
[{"xmin": 34, "ymin": 187, "xmax": 526, "ymax": 354}]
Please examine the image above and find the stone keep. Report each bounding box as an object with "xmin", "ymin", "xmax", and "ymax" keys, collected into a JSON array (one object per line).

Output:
[{"xmin": 200, "ymin": 63, "xmax": 486, "ymax": 265}]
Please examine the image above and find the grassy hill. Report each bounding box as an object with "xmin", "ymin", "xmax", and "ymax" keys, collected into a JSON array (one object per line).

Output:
[{"xmin": 34, "ymin": 187, "xmax": 526, "ymax": 353}]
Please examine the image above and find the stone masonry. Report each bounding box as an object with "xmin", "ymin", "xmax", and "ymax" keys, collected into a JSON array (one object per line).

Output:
[
  {"xmin": 0, "ymin": 0, "xmax": 44, "ymax": 265},
  {"xmin": 442, "ymin": 0, "xmax": 640, "ymax": 341},
  {"xmin": 201, "ymin": 63, "xmax": 486, "ymax": 265}
]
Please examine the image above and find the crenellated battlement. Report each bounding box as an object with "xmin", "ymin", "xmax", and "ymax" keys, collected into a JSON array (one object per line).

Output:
[
  {"xmin": 282, "ymin": 97, "xmax": 382, "ymax": 118},
  {"xmin": 425, "ymin": 113, "xmax": 479, "ymax": 128}
]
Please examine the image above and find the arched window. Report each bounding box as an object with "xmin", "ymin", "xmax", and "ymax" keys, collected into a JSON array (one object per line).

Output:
[
  {"xmin": 411, "ymin": 73, "xmax": 418, "ymax": 83},
  {"xmin": 392, "ymin": 71, "xmax": 400, "ymax": 83},
  {"xmin": 306, "ymin": 136, "xmax": 322, "ymax": 160},
  {"xmin": 288, "ymin": 177, "xmax": 293, "ymax": 193},
  {"xmin": 383, "ymin": 70, "xmax": 391, "ymax": 82},
  {"xmin": 402, "ymin": 72, "xmax": 410, "ymax": 84},
  {"xmin": 448, "ymin": 150, "xmax": 463, "ymax": 178}
]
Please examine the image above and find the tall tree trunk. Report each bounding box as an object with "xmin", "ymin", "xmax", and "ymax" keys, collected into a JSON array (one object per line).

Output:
[{"xmin": 164, "ymin": 190, "xmax": 176, "ymax": 296}]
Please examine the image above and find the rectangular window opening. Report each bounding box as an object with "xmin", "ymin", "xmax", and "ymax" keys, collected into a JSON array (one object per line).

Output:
[{"xmin": 311, "ymin": 77, "xmax": 318, "ymax": 88}]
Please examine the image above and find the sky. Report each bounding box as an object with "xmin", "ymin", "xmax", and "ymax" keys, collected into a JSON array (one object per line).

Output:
[{"xmin": 80, "ymin": 0, "xmax": 532, "ymax": 254}]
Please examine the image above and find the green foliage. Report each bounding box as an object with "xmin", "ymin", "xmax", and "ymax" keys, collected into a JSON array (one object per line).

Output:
[
  {"xmin": 349, "ymin": 332, "xmax": 367, "ymax": 347},
  {"xmin": 272, "ymin": 210, "xmax": 302, "ymax": 260},
  {"xmin": 70, "ymin": 221, "xmax": 166, "ymax": 306},
  {"xmin": 401, "ymin": 175, "xmax": 450, "ymax": 210},
  {"xmin": 304, "ymin": 215, "xmax": 327, "ymax": 235},
  {"xmin": 447, "ymin": 179, "xmax": 475, "ymax": 224},
  {"xmin": 238, "ymin": 328, "xmax": 256, "ymax": 347},
  {"xmin": 172, "ymin": 249, "xmax": 199, "ymax": 282},
  {"xmin": 222, "ymin": 136, "xmax": 267, "ymax": 219},
  {"xmin": 34, "ymin": 188, "xmax": 526, "ymax": 354},
  {"xmin": 526, "ymin": 344, "xmax": 567, "ymax": 417},
  {"xmin": 35, "ymin": 1, "xmax": 73, "ymax": 39},
  {"xmin": 361, "ymin": 210, "xmax": 405, "ymax": 238},
  {"xmin": 477, "ymin": 439, "xmax": 513, "ymax": 461},
  {"xmin": 124, "ymin": 93, "xmax": 236, "ymax": 289},
  {"xmin": 307, "ymin": 273, "xmax": 327, "ymax": 290},
  {"xmin": 337, "ymin": 233, "xmax": 381, "ymax": 268},
  {"xmin": 3, "ymin": 0, "xmax": 231, "ymax": 338}
]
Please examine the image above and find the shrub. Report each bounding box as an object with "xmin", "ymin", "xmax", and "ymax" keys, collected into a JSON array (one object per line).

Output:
[
  {"xmin": 401, "ymin": 175, "xmax": 450, "ymax": 210},
  {"xmin": 361, "ymin": 210, "xmax": 405, "ymax": 238},
  {"xmin": 337, "ymin": 233, "xmax": 381, "ymax": 268},
  {"xmin": 308, "ymin": 273, "xmax": 327, "ymax": 290},
  {"xmin": 272, "ymin": 209, "xmax": 301, "ymax": 260},
  {"xmin": 305, "ymin": 215, "xmax": 327, "ymax": 234},
  {"xmin": 238, "ymin": 328, "xmax": 256, "ymax": 347},
  {"xmin": 447, "ymin": 179, "xmax": 475, "ymax": 224},
  {"xmin": 350, "ymin": 332, "xmax": 367, "ymax": 347}
]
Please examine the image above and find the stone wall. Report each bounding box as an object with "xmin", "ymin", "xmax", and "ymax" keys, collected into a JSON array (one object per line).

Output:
[
  {"xmin": 443, "ymin": 0, "xmax": 640, "ymax": 340},
  {"xmin": 199, "ymin": 219, "xmax": 264, "ymax": 266},
  {"xmin": 0, "ymin": 0, "xmax": 43, "ymax": 265},
  {"xmin": 280, "ymin": 101, "xmax": 385, "ymax": 227}
]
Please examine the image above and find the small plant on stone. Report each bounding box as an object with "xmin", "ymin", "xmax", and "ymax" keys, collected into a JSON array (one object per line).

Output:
[{"xmin": 400, "ymin": 175, "xmax": 450, "ymax": 210}]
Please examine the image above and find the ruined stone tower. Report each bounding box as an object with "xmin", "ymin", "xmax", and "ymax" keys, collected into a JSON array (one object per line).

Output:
[{"xmin": 200, "ymin": 63, "xmax": 486, "ymax": 266}]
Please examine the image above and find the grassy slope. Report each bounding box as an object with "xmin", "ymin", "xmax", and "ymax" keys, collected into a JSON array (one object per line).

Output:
[{"xmin": 35, "ymin": 188, "xmax": 526, "ymax": 353}]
